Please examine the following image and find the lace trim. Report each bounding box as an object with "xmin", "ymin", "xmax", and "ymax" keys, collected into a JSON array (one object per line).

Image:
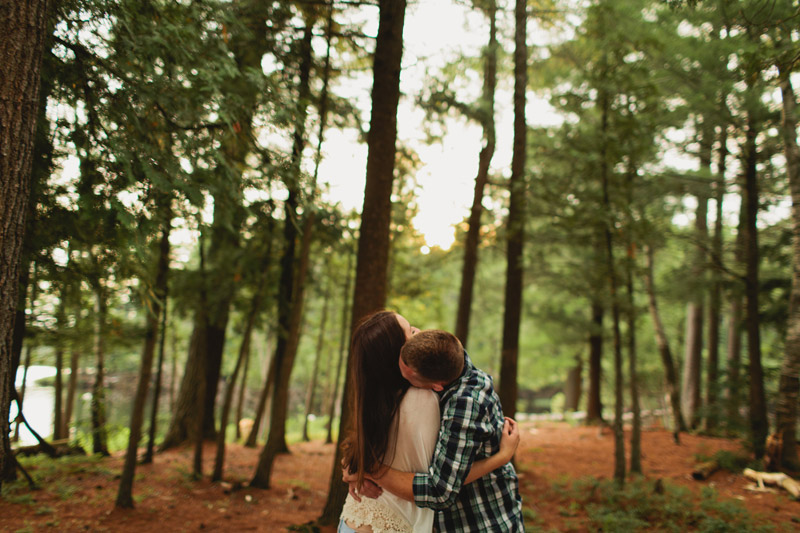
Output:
[{"xmin": 340, "ymin": 495, "xmax": 412, "ymax": 533}]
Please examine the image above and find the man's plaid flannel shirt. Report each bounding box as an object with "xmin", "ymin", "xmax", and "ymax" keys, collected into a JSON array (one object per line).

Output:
[{"xmin": 411, "ymin": 352, "xmax": 524, "ymax": 532}]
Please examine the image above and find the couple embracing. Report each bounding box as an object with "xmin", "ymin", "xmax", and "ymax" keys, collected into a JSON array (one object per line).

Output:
[{"xmin": 339, "ymin": 310, "xmax": 524, "ymax": 532}]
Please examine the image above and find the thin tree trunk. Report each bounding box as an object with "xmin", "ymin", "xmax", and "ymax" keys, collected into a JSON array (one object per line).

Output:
[
  {"xmin": 326, "ymin": 245, "xmax": 353, "ymax": 445},
  {"xmin": 117, "ymin": 209, "xmax": 172, "ymax": 507},
  {"xmin": 53, "ymin": 277, "xmax": 69, "ymax": 440},
  {"xmin": 14, "ymin": 266, "xmax": 39, "ymax": 443},
  {"xmin": 90, "ymin": 279, "xmax": 109, "ymax": 456},
  {"xmin": 251, "ymin": 13, "xmax": 318, "ymax": 488},
  {"xmin": 0, "ymin": 0, "xmax": 52, "ymax": 487},
  {"xmin": 564, "ymin": 356, "xmax": 582, "ymax": 413},
  {"xmin": 586, "ymin": 298, "xmax": 604, "ymax": 424},
  {"xmin": 682, "ymin": 136, "xmax": 709, "ymax": 428},
  {"xmin": 743, "ymin": 107, "xmax": 768, "ymax": 458},
  {"xmin": 63, "ymin": 346, "xmax": 79, "ymax": 439},
  {"xmin": 143, "ymin": 292, "xmax": 168, "ymax": 464},
  {"xmin": 644, "ymin": 246, "xmax": 687, "ymax": 433},
  {"xmin": 246, "ymin": 349, "xmax": 275, "ymax": 448},
  {"xmin": 624, "ymin": 168, "xmax": 641, "ymax": 475},
  {"xmin": 14, "ymin": 345, "xmax": 34, "ymax": 442},
  {"xmin": 775, "ymin": 69, "xmax": 800, "ymax": 470},
  {"xmin": 599, "ymin": 86, "xmax": 625, "ymax": 486},
  {"xmin": 726, "ymin": 243, "xmax": 745, "ymax": 431},
  {"xmin": 498, "ymin": 0, "xmax": 527, "ymax": 421},
  {"xmin": 455, "ymin": 0, "xmax": 496, "ymax": 347},
  {"xmin": 192, "ymin": 237, "xmax": 209, "ymax": 479},
  {"xmin": 212, "ymin": 269, "xmax": 268, "ymax": 481},
  {"xmin": 707, "ymin": 123, "xmax": 728, "ymax": 431},
  {"xmin": 234, "ymin": 338, "xmax": 250, "ymax": 441},
  {"xmin": 319, "ymin": 0, "xmax": 407, "ymax": 523},
  {"xmin": 53, "ymin": 307, "xmax": 64, "ymax": 441},
  {"xmin": 303, "ymin": 274, "xmax": 331, "ymax": 441}
]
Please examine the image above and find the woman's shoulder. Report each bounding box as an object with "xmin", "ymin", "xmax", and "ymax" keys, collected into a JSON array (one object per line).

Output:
[{"xmin": 402, "ymin": 387, "xmax": 439, "ymax": 409}]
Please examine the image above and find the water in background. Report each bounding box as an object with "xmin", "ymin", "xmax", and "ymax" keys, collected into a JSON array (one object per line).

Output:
[{"xmin": 11, "ymin": 365, "xmax": 56, "ymax": 446}]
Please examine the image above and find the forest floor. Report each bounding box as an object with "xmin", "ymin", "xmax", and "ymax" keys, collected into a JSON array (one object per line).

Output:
[{"xmin": 2, "ymin": 420, "xmax": 799, "ymax": 532}]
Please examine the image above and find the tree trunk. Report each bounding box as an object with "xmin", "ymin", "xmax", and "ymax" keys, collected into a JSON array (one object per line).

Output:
[
  {"xmin": 499, "ymin": 0, "xmax": 527, "ymax": 420},
  {"xmin": 117, "ymin": 209, "xmax": 171, "ymax": 507},
  {"xmin": 90, "ymin": 280, "xmax": 109, "ymax": 456},
  {"xmin": 681, "ymin": 153, "xmax": 709, "ymax": 428},
  {"xmin": 644, "ymin": 246, "xmax": 686, "ymax": 433},
  {"xmin": 143, "ymin": 291, "xmax": 168, "ymax": 464},
  {"xmin": 63, "ymin": 346, "xmax": 80, "ymax": 439},
  {"xmin": 318, "ymin": 0, "xmax": 407, "ymax": 524},
  {"xmin": 707, "ymin": 122, "xmax": 728, "ymax": 431},
  {"xmin": 234, "ymin": 338, "xmax": 250, "ymax": 441},
  {"xmin": 775, "ymin": 70, "xmax": 800, "ymax": 470},
  {"xmin": 564, "ymin": 355, "xmax": 582, "ymax": 413},
  {"xmin": 246, "ymin": 350, "xmax": 275, "ymax": 447},
  {"xmin": 251, "ymin": 12, "xmax": 318, "ymax": 488},
  {"xmin": 599, "ymin": 86, "xmax": 625, "ymax": 486},
  {"xmin": 726, "ymin": 200, "xmax": 746, "ymax": 432},
  {"xmin": 326, "ymin": 245, "xmax": 354, "ymax": 445},
  {"xmin": 0, "ymin": 0, "xmax": 51, "ymax": 487},
  {"xmin": 586, "ymin": 298, "xmax": 604, "ymax": 424},
  {"xmin": 303, "ymin": 275, "xmax": 331, "ymax": 442},
  {"xmin": 53, "ymin": 279, "xmax": 69, "ymax": 441},
  {"xmin": 624, "ymin": 195, "xmax": 641, "ymax": 475},
  {"xmin": 14, "ymin": 265, "xmax": 38, "ymax": 442},
  {"xmin": 212, "ymin": 266, "xmax": 267, "ymax": 481},
  {"xmin": 455, "ymin": 0, "xmax": 496, "ymax": 347},
  {"xmin": 743, "ymin": 108, "xmax": 768, "ymax": 458}
]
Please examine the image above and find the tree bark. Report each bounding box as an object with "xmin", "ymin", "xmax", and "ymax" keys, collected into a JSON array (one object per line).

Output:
[
  {"xmin": 251, "ymin": 12, "xmax": 317, "ymax": 488},
  {"xmin": 326, "ymin": 244, "xmax": 354, "ymax": 445},
  {"xmin": 143, "ymin": 289, "xmax": 168, "ymax": 464},
  {"xmin": 775, "ymin": 70, "xmax": 800, "ymax": 470},
  {"xmin": 318, "ymin": 0, "xmax": 407, "ymax": 524},
  {"xmin": 63, "ymin": 346, "xmax": 80, "ymax": 439},
  {"xmin": 213, "ymin": 260, "xmax": 268, "ymax": 481},
  {"xmin": 598, "ymin": 86, "xmax": 625, "ymax": 486},
  {"xmin": 644, "ymin": 246, "xmax": 686, "ymax": 433},
  {"xmin": 303, "ymin": 274, "xmax": 331, "ymax": 442},
  {"xmin": 90, "ymin": 279, "xmax": 109, "ymax": 456},
  {"xmin": 742, "ymin": 107, "xmax": 768, "ymax": 458},
  {"xmin": 586, "ymin": 298, "xmax": 604, "ymax": 424},
  {"xmin": 681, "ymin": 144, "xmax": 709, "ymax": 428},
  {"xmin": 455, "ymin": 0, "xmax": 496, "ymax": 347},
  {"xmin": 246, "ymin": 351, "xmax": 275, "ymax": 447},
  {"xmin": 707, "ymin": 122, "xmax": 728, "ymax": 431},
  {"xmin": 0, "ymin": 0, "xmax": 52, "ymax": 486},
  {"xmin": 117, "ymin": 208, "xmax": 171, "ymax": 507},
  {"xmin": 564, "ymin": 356, "xmax": 582, "ymax": 413},
  {"xmin": 498, "ymin": 0, "xmax": 528, "ymax": 421},
  {"xmin": 624, "ymin": 174, "xmax": 640, "ymax": 474}
]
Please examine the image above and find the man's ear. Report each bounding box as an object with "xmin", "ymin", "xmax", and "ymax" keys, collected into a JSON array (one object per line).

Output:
[{"xmin": 431, "ymin": 382, "xmax": 444, "ymax": 392}]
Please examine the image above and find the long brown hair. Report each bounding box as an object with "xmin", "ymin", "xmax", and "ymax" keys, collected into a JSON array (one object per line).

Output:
[{"xmin": 342, "ymin": 310, "xmax": 410, "ymax": 489}]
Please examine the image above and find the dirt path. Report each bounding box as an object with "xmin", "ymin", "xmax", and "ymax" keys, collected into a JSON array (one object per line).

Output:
[{"xmin": 1, "ymin": 422, "xmax": 798, "ymax": 532}]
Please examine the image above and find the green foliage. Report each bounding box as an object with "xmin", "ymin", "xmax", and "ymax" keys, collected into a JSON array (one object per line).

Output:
[{"xmin": 559, "ymin": 477, "xmax": 775, "ymax": 532}]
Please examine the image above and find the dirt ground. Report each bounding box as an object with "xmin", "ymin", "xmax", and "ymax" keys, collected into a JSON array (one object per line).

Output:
[{"xmin": 1, "ymin": 421, "xmax": 798, "ymax": 532}]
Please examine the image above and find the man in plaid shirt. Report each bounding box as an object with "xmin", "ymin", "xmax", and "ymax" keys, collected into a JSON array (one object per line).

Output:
[{"xmin": 362, "ymin": 329, "xmax": 524, "ymax": 532}]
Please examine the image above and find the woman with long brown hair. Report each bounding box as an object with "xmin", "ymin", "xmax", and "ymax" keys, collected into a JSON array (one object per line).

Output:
[{"xmin": 338, "ymin": 311, "xmax": 517, "ymax": 532}]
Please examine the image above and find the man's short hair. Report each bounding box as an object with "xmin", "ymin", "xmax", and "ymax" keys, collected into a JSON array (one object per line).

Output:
[{"xmin": 400, "ymin": 329, "xmax": 464, "ymax": 384}]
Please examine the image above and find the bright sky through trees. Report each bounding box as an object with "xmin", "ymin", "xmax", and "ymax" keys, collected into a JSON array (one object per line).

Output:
[{"xmin": 319, "ymin": 0, "xmax": 562, "ymax": 250}]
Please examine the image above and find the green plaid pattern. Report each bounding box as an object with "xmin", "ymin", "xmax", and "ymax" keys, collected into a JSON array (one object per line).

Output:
[{"xmin": 412, "ymin": 352, "xmax": 524, "ymax": 532}]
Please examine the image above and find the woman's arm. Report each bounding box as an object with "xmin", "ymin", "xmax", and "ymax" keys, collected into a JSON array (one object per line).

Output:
[{"xmin": 464, "ymin": 417, "xmax": 520, "ymax": 484}]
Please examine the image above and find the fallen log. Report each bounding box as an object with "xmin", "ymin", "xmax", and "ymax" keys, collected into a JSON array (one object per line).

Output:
[
  {"xmin": 743, "ymin": 468, "xmax": 800, "ymax": 499},
  {"xmin": 14, "ymin": 439, "xmax": 86, "ymax": 458},
  {"xmin": 692, "ymin": 460, "xmax": 719, "ymax": 480}
]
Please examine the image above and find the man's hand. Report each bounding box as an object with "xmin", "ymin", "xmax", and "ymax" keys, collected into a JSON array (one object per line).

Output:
[
  {"xmin": 499, "ymin": 417, "xmax": 521, "ymax": 460},
  {"xmin": 342, "ymin": 468, "xmax": 383, "ymax": 502}
]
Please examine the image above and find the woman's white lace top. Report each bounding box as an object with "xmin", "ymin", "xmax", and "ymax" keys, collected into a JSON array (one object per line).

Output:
[{"xmin": 340, "ymin": 387, "xmax": 440, "ymax": 532}]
